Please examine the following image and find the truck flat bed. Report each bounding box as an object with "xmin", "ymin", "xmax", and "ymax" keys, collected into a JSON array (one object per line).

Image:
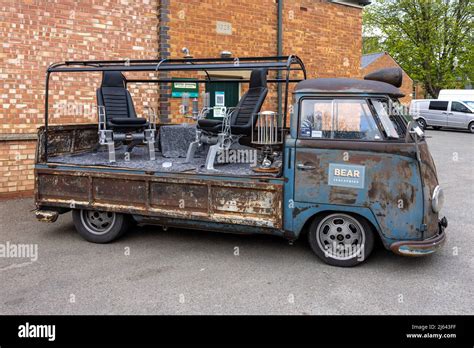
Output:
[
  {"xmin": 35, "ymin": 164, "xmax": 284, "ymax": 231},
  {"xmin": 49, "ymin": 144, "xmax": 281, "ymax": 177},
  {"xmin": 36, "ymin": 125, "xmax": 285, "ymax": 232}
]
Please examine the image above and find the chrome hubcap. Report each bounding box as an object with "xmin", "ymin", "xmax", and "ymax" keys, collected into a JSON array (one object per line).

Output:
[
  {"xmin": 80, "ymin": 210, "xmax": 116, "ymax": 235},
  {"xmin": 316, "ymin": 214, "xmax": 365, "ymax": 260}
]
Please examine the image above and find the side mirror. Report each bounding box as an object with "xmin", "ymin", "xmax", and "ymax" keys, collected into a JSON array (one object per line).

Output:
[{"xmin": 405, "ymin": 120, "xmax": 424, "ymax": 142}]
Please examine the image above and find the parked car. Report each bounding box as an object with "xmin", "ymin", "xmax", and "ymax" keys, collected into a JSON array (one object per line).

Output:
[{"xmin": 409, "ymin": 99, "xmax": 474, "ymax": 133}]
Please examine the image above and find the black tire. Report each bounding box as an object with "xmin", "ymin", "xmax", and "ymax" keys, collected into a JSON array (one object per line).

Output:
[
  {"xmin": 72, "ymin": 209, "xmax": 130, "ymax": 243},
  {"xmin": 469, "ymin": 122, "xmax": 474, "ymax": 134},
  {"xmin": 308, "ymin": 213, "xmax": 375, "ymax": 267},
  {"xmin": 417, "ymin": 118, "xmax": 427, "ymax": 130},
  {"xmin": 432, "ymin": 126, "xmax": 442, "ymax": 130}
]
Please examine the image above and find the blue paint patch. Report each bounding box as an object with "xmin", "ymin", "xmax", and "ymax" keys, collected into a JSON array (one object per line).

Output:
[{"xmin": 328, "ymin": 163, "xmax": 366, "ymax": 189}]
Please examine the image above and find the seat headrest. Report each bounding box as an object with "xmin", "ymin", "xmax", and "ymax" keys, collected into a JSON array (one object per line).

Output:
[
  {"xmin": 101, "ymin": 71, "xmax": 126, "ymax": 88},
  {"xmin": 249, "ymin": 69, "xmax": 268, "ymax": 89}
]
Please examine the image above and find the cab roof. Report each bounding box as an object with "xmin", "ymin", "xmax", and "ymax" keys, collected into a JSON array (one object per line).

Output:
[{"xmin": 294, "ymin": 78, "xmax": 405, "ymax": 98}]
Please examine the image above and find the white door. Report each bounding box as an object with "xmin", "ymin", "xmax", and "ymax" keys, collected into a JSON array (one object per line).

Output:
[
  {"xmin": 426, "ymin": 101, "xmax": 448, "ymax": 126},
  {"xmin": 448, "ymin": 101, "xmax": 472, "ymax": 129}
]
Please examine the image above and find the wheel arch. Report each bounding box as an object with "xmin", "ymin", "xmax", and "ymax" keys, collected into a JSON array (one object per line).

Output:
[
  {"xmin": 415, "ymin": 116, "xmax": 428, "ymax": 127},
  {"xmin": 294, "ymin": 206, "xmax": 389, "ymax": 249}
]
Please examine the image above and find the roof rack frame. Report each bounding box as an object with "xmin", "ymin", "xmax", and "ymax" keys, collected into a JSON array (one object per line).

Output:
[{"xmin": 43, "ymin": 55, "xmax": 307, "ymax": 161}]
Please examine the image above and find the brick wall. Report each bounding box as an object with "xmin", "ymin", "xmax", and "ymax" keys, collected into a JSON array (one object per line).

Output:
[
  {"xmin": 0, "ymin": 140, "xmax": 35, "ymax": 196},
  {"xmin": 282, "ymin": 0, "xmax": 362, "ymax": 78},
  {"xmin": 0, "ymin": 0, "xmax": 363, "ymax": 197},
  {"xmin": 361, "ymin": 53, "xmax": 414, "ymax": 105},
  {"xmin": 0, "ymin": 0, "xmax": 159, "ymax": 197},
  {"xmin": 167, "ymin": 0, "xmax": 362, "ymax": 122},
  {"xmin": 168, "ymin": 0, "xmax": 361, "ymax": 77}
]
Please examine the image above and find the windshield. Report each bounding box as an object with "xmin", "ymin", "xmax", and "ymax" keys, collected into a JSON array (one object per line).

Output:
[
  {"xmin": 464, "ymin": 101, "xmax": 474, "ymax": 109},
  {"xmin": 299, "ymin": 99, "xmax": 383, "ymax": 141}
]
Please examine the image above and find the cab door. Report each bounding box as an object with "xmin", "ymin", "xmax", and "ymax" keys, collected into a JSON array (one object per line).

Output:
[
  {"xmin": 293, "ymin": 97, "xmax": 424, "ymax": 241},
  {"xmin": 294, "ymin": 98, "xmax": 382, "ymax": 203}
]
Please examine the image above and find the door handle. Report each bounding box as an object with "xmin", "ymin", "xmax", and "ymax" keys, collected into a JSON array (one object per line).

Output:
[{"xmin": 297, "ymin": 163, "xmax": 316, "ymax": 171}]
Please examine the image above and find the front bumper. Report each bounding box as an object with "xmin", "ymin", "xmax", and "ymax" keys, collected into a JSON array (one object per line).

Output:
[{"xmin": 390, "ymin": 217, "xmax": 448, "ymax": 257}]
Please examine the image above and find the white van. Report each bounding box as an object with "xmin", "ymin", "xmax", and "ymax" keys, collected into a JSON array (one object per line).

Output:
[
  {"xmin": 409, "ymin": 99, "xmax": 474, "ymax": 133},
  {"xmin": 438, "ymin": 89, "xmax": 474, "ymax": 108}
]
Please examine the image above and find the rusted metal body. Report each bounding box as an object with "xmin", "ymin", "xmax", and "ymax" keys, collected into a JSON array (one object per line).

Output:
[
  {"xmin": 35, "ymin": 125, "xmax": 284, "ymax": 235},
  {"xmin": 294, "ymin": 78, "xmax": 405, "ymax": 98},
  {"xmin": 389, "ymin": 223, "xmax": 447, "ymax": 256},
  {"xmin": 35, "ymin": 167, "xmax": 283, "ymax": 230},
  {"xmin": 36, "ymin": 124, "xmax": 98, "ymax": 163},
  {"xmin": 283, "ymin": 86, "xmax": 447, "ymax": 255},
  {"xmin": 293, "ymin": 142, "xmax": 423, "ymax": 239}
]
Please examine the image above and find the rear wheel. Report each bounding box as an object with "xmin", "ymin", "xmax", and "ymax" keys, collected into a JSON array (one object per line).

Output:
[
  {"xmin": 308, "ymin": 213, "xmax": 374, "ymax": 267},
  {"xmin": 469, "ymin": 122, "xmax": 474, "ymax": 133},
  {"xmin": 72, "ymin": 209, "xmax": 130, "ymax": 243},
  {"xmin": 417, "ymin": 118, "xmax": 427, "ymax": 130}
]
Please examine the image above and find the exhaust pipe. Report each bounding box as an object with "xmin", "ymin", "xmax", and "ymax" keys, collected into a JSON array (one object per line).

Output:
[{"xmin": 35, "ymin": 210, "xmax": 59, "ymax": 223}]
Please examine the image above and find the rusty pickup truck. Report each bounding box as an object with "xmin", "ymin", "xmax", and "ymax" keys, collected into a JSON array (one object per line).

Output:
[{"xmin": 35, "ymin": 57, "xmax": 447, "ymax": 267}]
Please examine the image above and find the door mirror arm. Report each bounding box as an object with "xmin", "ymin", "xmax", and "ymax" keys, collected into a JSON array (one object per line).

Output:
[{"xmin": 405, "ymin": 120, "xmax": 424, "ymax": 162}]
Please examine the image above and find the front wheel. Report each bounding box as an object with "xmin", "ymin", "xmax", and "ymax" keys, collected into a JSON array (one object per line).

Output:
[
  {"xmin": 469, "ymin": 122, "xmax": 474, "ymax": 133},
  {"xmin": 417, "ymin": 118, "xmax": 427, "ymax": 130},
  {"xmin": 72, "ymin": 209, "xmax": 130, "ymax": 243},
  {"xmin": 308, "ymin": 213, "xmax": 375, "ymax": 267}
]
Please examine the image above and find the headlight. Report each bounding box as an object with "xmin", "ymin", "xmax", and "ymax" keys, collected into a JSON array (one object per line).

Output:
[{"xmin": 432, "ymin": 185, "xmax": 444, "ymax": 213}]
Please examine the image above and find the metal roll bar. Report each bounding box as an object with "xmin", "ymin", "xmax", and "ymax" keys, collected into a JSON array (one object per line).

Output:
[{"xmin": 43, "ymin": 55, "xmax": 307, "ymax": 161}]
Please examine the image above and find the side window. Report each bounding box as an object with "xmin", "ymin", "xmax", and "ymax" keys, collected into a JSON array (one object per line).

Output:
[
  {"xmin": 451, "ymin": 102, "xmax": 471, "ymax": 113},
  {"xmin": 299, "ymin": 99, "xmax": 382, "ymax": 140},
  {"xmin": 429, "ymin": 101, "xmax": 449, "ymax": 111},
  {"xmin": 372, "ymin": 100, "xmax": 400, "ymax": 139}
]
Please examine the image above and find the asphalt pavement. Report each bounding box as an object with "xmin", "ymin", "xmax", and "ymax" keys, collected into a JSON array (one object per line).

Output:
[{"xmin": 0, "ymin": 129, "xmax": 473, "ymax": 314}]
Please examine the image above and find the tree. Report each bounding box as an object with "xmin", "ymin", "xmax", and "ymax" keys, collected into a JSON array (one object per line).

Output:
[{"xmin": 363, "ymin": 0, "xmax": 473, "ymax": 98}]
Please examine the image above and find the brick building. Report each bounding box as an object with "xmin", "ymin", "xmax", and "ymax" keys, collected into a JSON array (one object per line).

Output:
[
  {"xmin": 0, "ymin": 0, "xmax": 369, "ymax": 198},
  {"xmin": 361, "ymin": 51, "xmax": 414, "ymax": 105}
]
